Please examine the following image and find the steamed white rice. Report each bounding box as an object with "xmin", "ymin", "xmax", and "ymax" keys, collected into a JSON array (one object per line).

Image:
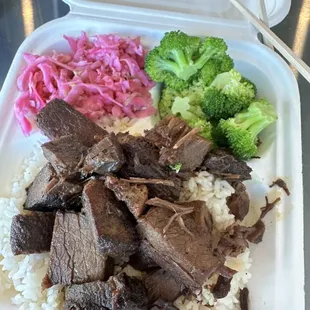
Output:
[
  {"xmin": 0, "ymin": 144, "xmax": 64, "ymax": 309},
  {"xmin": 0, "ymin": 133, "xmax": 252, "ymax": 310}
]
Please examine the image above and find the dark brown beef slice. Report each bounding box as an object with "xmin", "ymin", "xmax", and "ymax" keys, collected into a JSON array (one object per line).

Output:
[
  {"xmin": 245, "ymin": 220, "xmax": 265, "ymax": 244},
  {"xmin": 144, "ymin": 116, "xmax": 192, "ymax": 148},
  {"xmin": 138, "ymin": 206, "xmax": 224, "ymax": 289},
  {"xmin": 24, "ymin": 163, "xmax": 82, "ymax": 212},
  {"xmin": 239, "ymin": 287, "xmax": 249, "ymax": 310},
  {"xmin": 117, "ymin": 133, "xmax": 181, "ymax": 201},
  {"xmin": 64, "ymin": 281, "xmax": 110, "ymax": 310},
  {"xmin": 82, "ymin": 179, "xmax": 138, "ymax": 258},
  {"xmin": 10, "ymin": 212, "xmax": 55, "ymax": 255},
  {"xmin": 212, "ymin": 275, "xmax": 232, "ymax": 299},
  {"xmin": 159, "ymin": 130, "xmax": 212, "ymax": 172},
  {"xmin": 144, "ymin": 269, "xmax": 184, "ymax": 303},
  {"xmin": 82, "ymin": 133, "xmax": 125, "ymax": 175},
  {"xmin": 42, "ymin": 135, "xmax": 88, "ymax": 178},
  {"xmin": 227, "ymin": 182, "xmax": 250, "ymax": 221},
  {"xmin": 129, "ymin": 240, "xmax": 158, "ymax": 271},
  {"xmin": 35, "ymin": 99, "xmax": 107, "ymax": 147},
  {"xmin": 217, "ymin": 220, "xmax": 266, "ymax": 257},
  {"xmin": 149, "ymin": 300, "xmax": 178, "ymax": 310},
  {"xmin": 108, "ymin": 273, "xmax": 148, "ymax": 310},
  {"xmin": 202, "ymin": 149, "xmax": 252, "ymax": 181},
  {"xmin": 64, "ymin": 273, "xmax": 148, "ymax": 310},
  {"xmin": 47, "ymin": 210, "xmax": 113, "ymax": 286},
  {"xmin": 105, "ymin": 175, "xmax": 148, "ymax": 219}
]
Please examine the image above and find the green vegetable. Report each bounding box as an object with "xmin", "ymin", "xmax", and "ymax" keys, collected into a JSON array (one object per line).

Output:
[
  {"xmin": 198, "ymin": 55, "xmax": 234, "ymax": 86},
  {"xmin": 218, "ymin": 99, "xmax": 278, "ymax": 160},
  {"xmin": 202, "ymin": 69, "xmax": 256, "ymax": 120},
  {"xmin": 158, "ymin": 84, "xmax": 205, "ymax": 119},
  {"xmin": 171, "ymin": 94, "xmax": 213, "ymax": 140},
  {"xmin": 169, "ymin": 162, "xmax": 182, "ymax": 173},
  {"xmin": 145, "ymin": 31, "xmax": 229, "ymax": 90}
]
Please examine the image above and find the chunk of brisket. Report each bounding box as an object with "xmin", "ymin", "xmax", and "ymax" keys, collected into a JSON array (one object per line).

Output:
[
  {"xmin": 239, "ymin": 287, "xmax": 249, "ymax": 310},
  {"xmin": 159, "ymin": 128, "xmax": 212, "ymax": 172},
  {"xmin": 144, "ymin": 269, "xmax": 184, "ymax": 303},
  {"xmin": 145, "ymin": 116, "xmax": 212, "ymax": 172},
  {"xmin": 105, "ymin": 175, "xmax": 148, "ymax": 219},
  {"xmin": 82, "ymin": 133, "xmax": 125, "ymax": 175},
  {"xmin": 42, "ymin": 135, "xmax": 87, "ymax": 179},
  {"xmin": 35, "ymin": 99, "xmax": 107, "ymax": 146},
  {"xmin": 129, "ymin": 240, "xmax": 158, "ymax": 271},
  {"xmin": 138, "ymin": 201, "xmax": 224, "ymax": 289},
  {"xmin": 47, "ymin": 210, "xmax": 113, "ymax": 286},
  {"xmin": 145, "ymin": 116, "xmax": 192, "ymax": 148},
  {"xmin": 117, "ymin": 133, "xmax": 181, "ymax": 201},
  {"xmin": 82, "ymin": 179, "xmax": 138, "ymax": 258},
  {"xmin": 24, "ymin": 163, "xmax": 82, "ymax": 212},
  {"xmin": 64, "ymin": 273, "xmax": 148, "ymax": 310},
  {"xmin": 227, "ymin": 182, "xmax": 250, "ymax": 221},
  {"xmin": 10, "ymin": 212, "xmax": 55, "ymax": 255},
  {"xmin": 149, "ymin": 300, "xmax": 178, "ymax": 310},
  {"xmin": 202, "ymin": 149, "xmax": 252, "ymax": 181},
  {"xmin": 212, "ymin": 275, "xmax": 232, "ymax": 299}
]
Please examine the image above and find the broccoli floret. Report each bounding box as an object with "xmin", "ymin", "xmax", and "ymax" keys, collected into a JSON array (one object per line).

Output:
[
  {"xmin": 241, "ymin": 76, "xmax": 258, "ymax": 96},
  {"xmin": 171, "ymin": 94, "xmax": 213, "ymax": 140},
  {"xmin": 145, "ymin": 31, "xmax": 229, "ymax": 89},
  {"xmin": 218, "ymin": 99, "xmax": 278, "ymax": 160},
  {"xmin": 202, "ymin": 69, "xmax": 256, "ymax": 120},
  {"xmin": 158, "ymin": 83, "xmax": 205, "ymax": 118},
  {"xmin": 199, "ymin": 55, "xmax": 234, "ymax": 86},
  {"xmin": 188, "ymin": 118, "xmax": 213, "ymax": 140}
]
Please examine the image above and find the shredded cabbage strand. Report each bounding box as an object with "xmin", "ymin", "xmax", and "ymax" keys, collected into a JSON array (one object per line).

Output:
[{"xmin": 15, "ymin": 32, "xmax": 156, "ymax": 135}]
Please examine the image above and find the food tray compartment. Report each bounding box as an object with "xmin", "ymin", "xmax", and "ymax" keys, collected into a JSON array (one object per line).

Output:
[{"xmin": 0, "ymin": 13, "xmax": 303, "ymax": 310}]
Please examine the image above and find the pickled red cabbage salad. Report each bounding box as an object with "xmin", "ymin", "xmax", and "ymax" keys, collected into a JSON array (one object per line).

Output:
[{"xmin": 15, "ymin": 32, "xmax": 157, "ymax": 135}]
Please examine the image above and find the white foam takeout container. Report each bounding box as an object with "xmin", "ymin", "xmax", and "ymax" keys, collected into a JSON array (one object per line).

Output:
[{"xmin": 0, "ymin": 0, "xmax": 304, "ymax": 309}]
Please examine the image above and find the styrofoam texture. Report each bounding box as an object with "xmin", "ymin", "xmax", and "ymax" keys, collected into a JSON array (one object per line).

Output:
[
  {"xmin": 64, "ymin": 0, "xmax": 291, "ymax": 28},
  {"xmin": 0, "ymin": 12, "xmax": 303, "ymax": 310}
]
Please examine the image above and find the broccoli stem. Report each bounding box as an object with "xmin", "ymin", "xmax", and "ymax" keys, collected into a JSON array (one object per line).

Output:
[
  {"xmin": 192, "ymin": 47, "xmax": 215, "ymax": 71},
  {"xmin": 236, "ymin": 113, "xmax": 272, "ymax": 140}
]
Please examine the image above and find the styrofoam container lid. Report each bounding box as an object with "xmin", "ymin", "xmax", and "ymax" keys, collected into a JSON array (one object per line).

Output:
[{"xmin": 64, "ymin": 0, "xmax": 291, "ymax": 27}]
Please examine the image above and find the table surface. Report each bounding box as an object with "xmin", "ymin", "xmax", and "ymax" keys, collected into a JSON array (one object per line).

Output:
[{"xmin": 0, "ymin": 0, "xmax": 309, "ymax": 308}]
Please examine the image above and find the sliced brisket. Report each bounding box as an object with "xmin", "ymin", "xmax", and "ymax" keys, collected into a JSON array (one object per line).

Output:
[
  {"xmin": 47, "ymin": 210, "xmax": 113, "ymax": 286},
  {"xmin": 202, "ymin": 149, "xmax": 252, "ymax": 181},
  {"xmin": 138, "ymin": 201, "xmax": 224, "ymax": 289},
  {"xmin": 64, "ymin": 273, "xmax": 148, "ymax": 310},
  {"xmin": 227, "ymin": 182, "xmax": 250, "ymax": 221},
  {"xmin": 24, "ymin": 163, "xmax": 82, "ymax": 212},
  {"xmin": 159, "ymin": 128, "xmax": 212, "ymax": 172},
  {"xmin": 212, "ymin": 275, "xmax": 232, "ymax": 299},
  {"xmin": 42, "ymin": 135, "xmax": 87, "ymax": 178},
  {"xmin": 35, "ymin": 99, "xmax": 107, "ymax": 146},
  {"xmin": 82, "ymin": 133, "xmax": 125, "ymax": 175},
  {"xmin": 149, "ymin": 300, "xmax": 178, "ymax": 310},
  {"xmin": 82, "ymin": 179, "xmax": 138, "ymax": 258},
  {"xmin": 144, "ymin": 269, "xmax": 184, "ymax": 303},
  {"xmin": 10, "ymin": 212, "xmax": 55, "ymax": 255},
  {"xmin": 105, "ymin": 175, "xmax": 148, "ymax": 219},
  {"xmin": 129, "ymin": 240, "xmax": 158, "ymax": 271},
  {"xmin": 239, "ymin": 287, "xmax": 249, "ymax": 310},
  {"xmin": 145, "ymin": 116, "xmax": 192, "ymax": 148},
  {"xmin": 117, "ymin": 133, "xmax": 181, "ymax": 201}
]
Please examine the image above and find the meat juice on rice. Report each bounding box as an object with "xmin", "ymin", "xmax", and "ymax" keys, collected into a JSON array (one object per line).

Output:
[{"xmin": 0, "ymin": 120, "xmax": 252, "ymax": 310}]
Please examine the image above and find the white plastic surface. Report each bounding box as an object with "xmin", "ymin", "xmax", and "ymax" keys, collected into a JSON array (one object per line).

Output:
[
  {"xmin": 64, "ymin": 0, "xmax": 291, "ymax": 28},
  {"xmin": 0, "ymin": 8, "xmax": 303, "ymax": 310}
]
